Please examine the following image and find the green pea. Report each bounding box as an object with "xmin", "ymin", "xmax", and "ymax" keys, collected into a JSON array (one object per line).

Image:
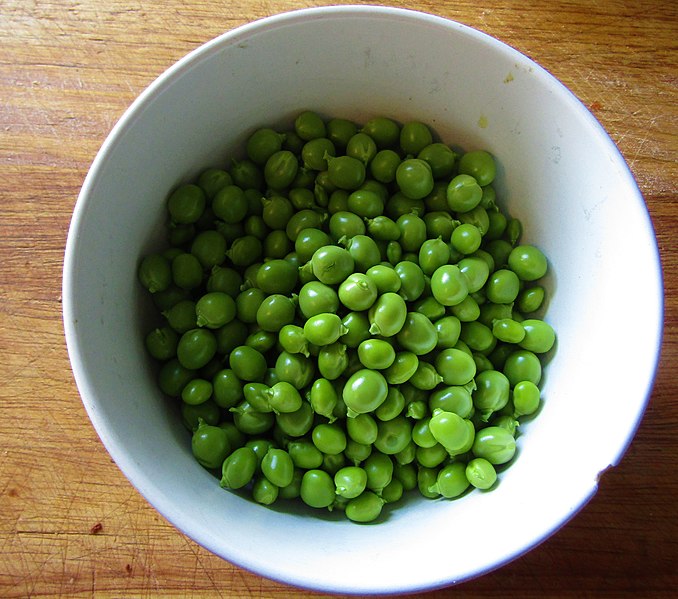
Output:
[
  {"xmin": 428, "ymin": 409, "xmax": 474, "ymax": 455},
  {"xmin": 383, "ymin": 351, "xmax": 419, "ymax": 385},
  {"xmin": 227, "ymin": 235, "xmax": 263, "ymax": 268},
  {"xmin": 370, "ymin": 149, "xmax": 401, "ymax": 183},
  {"xmin": 472, "ymin": 425, "xmax": 516, "ymax": 464},
  {"xmin": 375, "ymin": 386, "xmax": 405, "ymax": 421},
  {"xmin": 473, "ymin": 369, "xmax": 511, "ymax": 420},
  {"xmin": 429, "ymin": 385, "xmax": 473, "ymax": 418},
  {"xmin": 386, "ymin": 240, "xmax": 403, "ymax": 265},
  {"xmin": 446, "ymin": 174, "xmax": 482, "ymax": 213},
  {"xmin": 267, "ymin": 381, "xmax": 303, "ymax": 414},
  {"xmin": 416, "ymin": 443, "xmax": 448, "ymax": 469},
  {"xmin": 346, "ymin": 412, "xmax": 378, "ymax": 445},
  {"xmin": 177, "ymin": 328, "xmax": 217, "ymax": 370},
  {"xmin": 276, "ymin": 401, "xmax": 315, "ymax": 437},
  {"xmin": 254, "ymin": 294, "xmax": 295, "ymax": 333},
  {"xmin": 215, "ymin": 319, "xmax": 249, "ymax": 355},
  {"xmin": 171, "ymin": 253, "xmax": 203, "ymax": 291},
  {"xmin": 458, "ymin": 149, "xmax": 496, "ymax": 186},
  {"xmin": 260, "ymin": 448, "xmax": 294, "ymax": 488},
  {"xmin": 486, "ymin": 269, "xmax": 521, "ymax": 304},
  {"xmin": 395, "ymin": 260, "xmax": 426, "ymax": 302},
  {"xmin": 434, "ymin": 315, "xmax": 462, "ymax": 349},
  {"xmin": 429, "ymin": 462, "xmax": 470, "ymax": 498},
  {"xmin": 503, "ymin": 349, "xmax": 542, "ymax": 386},
  {"xmin": 168, "ymin": 184, "xmax": 206, "ymax": 225},
  {"xmin": 431, "ymin": 264, "xmax": 469, "ymax": 306},
  {"xmin": 262, "ymin": 195, "xmax": 295, "ymax": 230},
  {"xmin": 466, "ymin": 457, "xmax": 497, "ymax": 490},
  {"xmin": 460, "ymin": 320, "xmax": 495, "ymax": 352},
  {"xmin": 246, "ymin": 127, "xmax": 285, "ymax": 165},
  {"xmin": 344, "ymin": 234, "xmax": 381, "ymax": 272},
  {"xmin": 300, "ymin": 469, "xmax": 335, "ymax": 509},
  {"xmin": 517, "ymin": 285, "xmax": 546, "ymax": 313},
  {"xmin": 256, "ymin": 259, "xmax": 298, "ymax": 295},
  {"xmin": 274, "ymin": 351, "xmax": 315, "ymax": 390},
  {"xmin": 298, "ymin": 281, "xmax": 340, "ymax": 319},
  {"xmin": 368, "ymin": 292, "xmax": 407, "ymax": 337},
  {"xmin": 311, "ymin": 245, "xmax": 355, "ymax": 285},
  {"xmin": 334, "ymin": 466, "xmax": 368, "ymax": 499},
  {"xmin": 145, "ymin": 326, "xmax": 178, "ymax": 361},
  {"xmin": 230, "ymin": 401, "xmax": 275, "ymax": 435},
  {"xmin": 435, "ymin": 348, "xmax": 477, "ymax": 386},
  {"xmin": 181, "ymin": 378, "xmax": 213, "ymax": 406},
  {"xmin": 229, "ymin": 345, "xmax": 267, "ymax": 382},
  {"xmin": 339, "ymin": 311, "xmax": 371, "ymax": 348},
  {"xmin": 242, "ymin": 381, "xmax": 272, "ymax": 412},
  {"xmin": 278, "ymin": 324, "xmax": 310, "ymax": 357},
  {"xmin": 374, "ymin": 416, "xmax": 412, "ymax": 455},
  {"xmin": 492, "ymin": 318, "xmax": 526, "ymax": 344},
  {"xmin": 138, "ymin": 253, "xmax": 172, "ymax": 294},
  {"xmin": 343, "ymin": 369, "xmax": 388, "ymax": 416},
  {"xmin": 345, "ymin": 491, "xmax": 385, "ymax": 523},
  {"xmin": 191, "ymin": 419, "xmax": 230, "ymax": 470},
  {"xmin": 450, "ymin": 295, "xmax": 481, "ymax": 323},
  {"xmin": 197, "ymin": 168, "xmax": 232, "ymax": 199},
  {"xmin": 357, "ymin": 339, "xmax": 396, "ymax": 370},
  {"xmin": 346, "ymin": 132, "xmax": 378, "ymax": 166},
  {"xmin": 409, "ymin": 361, "xmax": 444, "ymax": 390},
  {"xmin": 396, "ymin": 312, "xmax": 437, "ymax": 355},
  {"xmin": 264, "ymin": 150, "xmax": 299, "ymax": 190},
  {"xmin": 338, "ymin": 273, "xmax": 377, "ymax": 311},
  {"xmin": 418, "ymin": 237, "xmax": 451, "ymax": 276},
  {"xmin": 396, "ymin": 213, "xmax": 427, "ymax": 253},
  {"xmin": 317, "ymin": 342, "xmax": 349, "ymax": 380},
  {"xmin": 327, "ymin": 155, "xmax": 366, "ymax": 190},
  {"xmin": 417, "ymin": 142, "xmax": 456, "ymax": 179},
  {"xmin": 327, "ymin": 117, "xmax": 358, "ymax": 148},
  {"xmin": 295, "ymin": 110, "xmax": 326, "ymax": 141},
  {"xmin": 519, "ymin": 319, "xmax": 556, "ymax": 353},
  {"xmin": 364, "ymin": 451, "xmax": 394, "ymax": 493},
  {"xmin": 295, "ymin": 228, "xmax": 333, "ymax": 263},
  {"xmin": 513, "ymin": 380, "xmax": 541, "ymax": 417},
  {"xmin": 303, "ymin": 313, "xmax": 346, "ymax": 346},
  {"xmin": 451, "ymin": 223, "xmax": 482, "ymax": 255},
  {"xmin": 362, "ymin": 116, "xmax": 400, "ymax": 148},
  {"xmin": 220, "ymin": 446, "xmax": 258, "ymax": 489}
]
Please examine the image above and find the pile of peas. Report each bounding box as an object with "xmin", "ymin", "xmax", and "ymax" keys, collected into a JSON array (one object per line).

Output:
[{"xmin": 138, "ymin": 111, "xmax": 555, "ymax": 523}]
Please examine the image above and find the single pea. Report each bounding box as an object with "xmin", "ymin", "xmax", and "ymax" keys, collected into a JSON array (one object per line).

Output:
[
  {"xmin": 486, "ymin": 269, "xmax": 521, "ymax": 304},
  {"xmin": 338, "ymin": 273, "xmax": 378, "ymax": 311},
  {"xmin": 311, "ymin": 245, "xmax": 355, "ymax": 285},
  {"xmin": 400, "ymin": 121, "xmax": 433, "ymax": 155},
  {"xmin": 295, "ymin": 228, "xmax": 333, "ymax": 263},
  {"xmin": 190, "ymin": 230, "xmax": 227, "ymax": 269},
  {"xmin": 519, "ymin": 319, "xmax": 556, "ymax": 353},
  {"xmin": 246, "ymin": 127, "xmax": 285, "ymax": 165},
  {"xmin": 418, "ymin": 142, "xmax": 456, "ymax": 178},
  {"xmin": 386, "ymin": 240, "xmax": 403, "ymax": 265},
  {"xmin": 191, "ymin": 419, "xmax": 230, "ymax": 470},
  {"xmin": 231, "ymin": 159, "xmax": 264, "ymax": 191},
  {"xmin": 429, "ymin": 462, "xmax": 470, "ymax": 498},
  {"xmin": 394, "ymin": 440, "xmax": 417, "ymax": 466},
  {"xmin": 485, "ymin": 209, "xmax": 508, "ymax": 240},
  {"xmin": 472, "ymin": 425, "xmax": 516, "ymax": 464},
  {"xmin": 364, "ymin": 451, "xmax": 394, "ymax": 493},
  {"xmin": 428, "ymin": 409, "xmax": 475, "ymax": 455},
  {"xmin": 357, "ymin": 339, "xmax": 396, "ymax": 371},
  {"xmin": 374, "ymin": 416, "xmax": 412, "ymax": 455},
  {"xmin": 503, "ymin": 349, "xmax": 542, "ymax": 386},
  {"xmin": 418, "ymin": 237, "xmax": 451, "ymax": 276},
  {"xmin": 396, "ymin": 213, "xmax": 427, "ymax": 253},
  {"xmin": 346, "ymin": 132, "xmax": 378, "ymax": 166},
  {"xmin": 262, "ymin": 229, "xmax": 292, "ymax": 259},
  {"xmin": 210, "ymin": 369, "xmax": 243, "ymax": 410},
  {"xmin": 370, "ymin": 149, "xmax": 401, "ymax": 183},
  {"xmin": 181, "ymin": 378, "xmax": 213, "ymax": 406},
  {"xmin": 266, "ymin": 381, "xmax": 302, "ymax": 415},
  {"xmin": 431, "ymin": 264, "xmax": 469, "ymax": 306},
  {"xmin": 295, "ymin": 110, "xmax": 326, "ymax": 141},
  {"xmin": 275, "ymin": 401, "xmax": 315, "ymax": 437},
  {"xmin": 226, "ymin": 235, "xmax": 263, "ymax": 268},
  {"xmin": 197, "ymin": 167, "xmax": 232, "ymax": 199},
  {"xmin": 513, "ymin": 380, "xmax": 541, "ymax": 417},
  {"xmin": 300, "ymin": 137, "xmax": 335, "ymax": 171},
  {"xmin": 278, "ymin": 324, "xmax": 310, "ymax": 357},
  {"xmin": 458, "ymin": 149, "xmax": 496, "ymax": 186},
  {"xmin": 145, "ymin": 326, "xmax": 178, "ymax": 361},
  {"xmin": 327, "ymin": 189, "xmax": 350, "ymax": 214},
  {"xmin": 168, "ymin": 184, "xmax": 206, "ymax": 225},
  {"xmin": 256, "ymin": 259, "xmax": 298, "ymax": 295},
  {"xmin": 176, "ymin": 328, "xmax": 217, "ymax": 370},
  {"xmin": 327, "ymin": 117, "xmax": 358, "ymax": 149},
  {"xmin": 214, "ymin": 319, "xmax": 248, "ymax": 355},
  {"xmin": 417, "ymin": 466, "xmax": 440, "ymax": 499},
  {"xmin": 362, "ymin": 116, "xmax": 400, "ymax": 148},
  {"xmin": 344, "ymin": 235, "xmax": 382, "ymax": 272},
  {"xmin": 255, "ymin": 294, "xmax": 295, "ymax": 333},
  {"xmin": 394, "ymin": 261, "xmax": 426, "ymax": 303},
  {"xmin": 274, "ymin": 351, "xmax": 316, "ymax": 390},
  {"xmin": 409, "ymin": 361, "xmax": 444, "ymax": 390},
  {"xmin": 416, "ymin": 443, "xmax": 448, "ymax": 469},
  {"xmin": 317, "ymin": 342, "xmax": 350, "ymax": 380},
  {"xmin": 396, "ymin": 312, "xmax": 437, "ymax": 355},
  {"xmin": 434, "ymin": 315, "xmax": 462, "ymax": 349},
  {"xmin": 338, "ymin": 311, "xmax": 370, "ymax": 348},
  {"xmin": 365, "ymin": 264, "xmax": 401, "ymax": 295},
  {"xmin": 517, "ymin": 285, "xmax": 546, "ymax": 313},
  {"xmin": 485, "ymin": 238, "xmax": 513, "ymax": 269},
  {"xmin": 343, "ymin": 369, "xmax": 389, "ymax": 416},
  {"xmin": 260, "ymin": 448, "xmax": 295, "ymax": 488},
  {"xmin": 230, "ymin": 400, "xmax": 275, "ymax": 435},
  {"xmin": 466, "ymin": 457, "xmax": 497, "ymax": 490},
  {"xmin": 251, "ymin": 476, "xmax": 278, "ymax": 505},
  {"xmin": 450, "ymin": 295, "xmax": 481, "ymax": 323},
  {"xmin": 262, "ymin": 195, "xmax": 295, "ymax": 230},
  {"xmin": 212, "ymin": 185, "xmax": 248, "ymax": 225},
  {"xmin": 412, "ymin": 417, "xmax": 438, "ymax": 448},
  {"xmin": 171, "ymin": 253, "xmax": 203, "ymax": 291},
  {"xmin": 345, "ymin": 491, "xmax": 385, "ymax": 523},
  {"xmin": 395, "ymin": 158, "xmax": 434, "ymax": 201},
  {"xmin": 335, "ymin": 466, "xmax": 368, "ymax": 499},
  {"xmin": 195, "ymin": 292, "xmax": 236, "ymax": 329},
  {"xmin": 508, "ymin": 244, "xmax": 548, "ymax": 281},
  {"xmin": 246, "ymin": 438, "xmax": 275, "ymax": 468},
  {"xmin": 346, "ymin": 412, "xmax": 378, "ymax": 445},
  {"xmin": 235, "ymin": 288, "xmax": 266, "ymax": 324},
  {"xmin": 447, "ymin": 174, "xmax": 482, "ymax": 213},
  {"xmin": 300, "ymin": 469, "xmax": 335, "ymax": 509},
  {"xmin": 220, "ymin": 446, "xmax": 257, "ymax": 489},
  {"xmin": 309, "ymin": 377, "xmax": 338, "ymax": 422},
  {"xmin": 367, "ymin": 292, "xmax": 408, "ymax": 337},
  {"xmin": 138, "ymin": 253, "xmax": 172, "ymax": 294},
  {"xmin": 435, "ymin": 348, "xmax": 477, "ymax": 386},
  {"xmin": 288, "ymin": 439, "xmax": 324, "ymax": 469},
  {"xmin": 383, "ymin": 351, "xmax": 419, "ymax": 385},
  {"xmin": 229, "ymin": 345, "xmax": 267, "ymax": 382},
  {"xmin": 181, "ymin": 400, "xmax": 219, "ymax": 432},
  {"xmin": 460, "ymin": 320, "xmax": 495, "ymax": 352},
  {"xmin": 297, "ymin": 281, "xmax": 339, "ymax": 319},
  {"xmin": 375, "ymin": 386, "xmax": 406, "ymax": 421},
  {"xmin": 303, "ymin": 313, "xmax": 346, "ymax": 346},
  {"xmin": 451, "ymin": 223, "xmax": 482, "ymax": 255},
  {"xmin": 492, "ymin": 318, "xmax": 526, "ymax": 344},
  {"xmin": 473, "ymin": 369, "xmax": 511, "ymax": 420},
  {"xmin": 327, "ymin": 155, "xmax": 366, "ymax": 190}
]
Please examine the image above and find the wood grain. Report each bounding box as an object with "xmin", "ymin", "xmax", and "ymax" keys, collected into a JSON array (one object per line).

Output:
[{"xmin": 1, "ymin": 0, "xmax": 676, "ymax": 597}]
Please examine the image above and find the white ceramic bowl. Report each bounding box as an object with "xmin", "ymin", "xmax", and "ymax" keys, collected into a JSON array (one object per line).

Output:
[{"xmin": 63, "ymin": 5, "xmax": 663, "ymax": 594}]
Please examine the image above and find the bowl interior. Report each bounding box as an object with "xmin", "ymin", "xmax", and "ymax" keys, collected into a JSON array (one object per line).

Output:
[{"xmin": 63, "ymin": 6, "xmax": 663, "ymax": 594}]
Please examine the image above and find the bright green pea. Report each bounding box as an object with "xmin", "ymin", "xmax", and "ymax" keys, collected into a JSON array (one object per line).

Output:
[
  {"xmin": 366, "ymin": 264, "xmax": 402, "ymax": 294},
  {"xmin": 329, "ymin": 210, "xmax": 365, "ymax": 241},
  {"xmin": 274, "ymin": 351, "xmax": 316, "ymax": 390},
  {"xmin": 340, "ymin": 311, "xmax": 371, "ymax": 348},
  {"xmin": 194, "ymin": 292, "xmax": 235, "ymax": 329},
  {"xmin": 311, "ymin": 245, "xmax": 355, "ymax": 285},
  {"xmin": 450, "ymin": 295, "xmax": 481, "ymax": 323},
  {"xmin": 451, "ymin": 223, "xmax": 482, "ymax": 255},
  {"xmin": 362, "ymin": 116, "xmax": 400, "ymax": 149},
  {"xmin": 466, "ymin": 457, "xmax": 497, "ymax": 490},
  {"xmin": 396, "ymin": 312, "xmax": 437, "ymax": 355},
  {"xmin": 492, "ymin": 318, "xmax": 526, "ymax": 343},
  {"xmin": 288, "ymin": 439, "xmax": 324, "ymax": 469},
  {"xmin": 409, "ymin": 361, "xmax": 444, "ymax": 390},
  {"xmin": 295, "ymin": 110, "xmax": 326, "ymax": 141},
  {"xmin": 519, "ymin": 319, "xmax": 556, "ymax": 353},
  {"xmin": 256, "ymin": 259, "xmax": 298, "ymax": 295},
  {"xmin": 177, "ymin": 328, "xmax": 217, "ymax": 370},
  {"xmin": 503, "ymin": 349, "xmax": 542, "ymax": 386},
  {"xmin": 212, "ymin": 185, "xmax": 248, "ymax": 224},
  {"xmin": 429, "ymin": 462, "xmax": 470, "ymax": 498},
  {"xmin": 367, "ymin": 215, "xmax": 401, "ymax": 241},
  {"xmin": 261, "ymin": 448, "xmax": 294, "ymax": 488},
  {"xmin": 460, "ymin": 320, "xmax": 495, "ymax": 352},
  {"xmin": 338, "ymin": 273, "xmax": 377, "ymax": 311},
  {"xmin": 435, "ymin": 348, "xmax": 477, "ymax": 386},
  {"xmin": 230, "ymin": 401, "xmax": 275, "ymax": 435},
  {"xmin": 197, "ymin": 167, "xmax": 232, "ymax": 199},
  {"xmin": 394, "ymin": 261, "xmax": 426, "ymax": 302},
  {"xmin": 400, "ymin": 121, "xmax": 433, "ymax": 155},
  {"xmin": 418, "ymin": 237, "xmax": 451, "ymax": 276},
  {"xmin": 252, "ymin": 476, "xmax": 278, "ymax": 505},
  {"xmin": 473, "ymin": 369, "xmax": 510, "ymax": 420},
  {"xmin": 374, "ymin": 416, "xmax": 412, "ymax": 455},
  {"xmin": 486, "ymin": 269, "xmax": 521, "ymax": 304},
  {"xmin": 346, "ymin": 412, "xmax": 378, "ymax": 445},
  {"xmin": 220, "ymin": 446, "xmax": 257, "ymax": 489},
  {"xmin": 431, "ymin": 264, "xmax": 469, "ymax": 306},
  {"xmin": 395, "ymin": 158, "xmax": 434, "ymax": 200},
  {"xmin": 276, "ymin": 401, "xmax": 315, "ymax": 437},
  {"xmin": 458, "ymin": 150, "xmax": 496, "ymax": 186},
  {"xmin": 285, "ymin": 208, "xmax": 325, "ymax": 242},
  {"xmin": 345, "ymin": 234, "xmax": 381, "ymax": 272},
  {"xmin": 368, "ymin": 292, "xmax": 408, "ymax": 337},
  {"xmin": 145, "ymin": 326, "xmax": 178, "ymax": 360},
  {"xmin": 301, "ymin": 137, "xmax": 335, "ymax": 171},
  {"xmin": 383, "ymin": 351, "xmax": 419, "ymax": 385},
  {"xmin": 191, "ymin": 419, "xmax": 230, "ymax": 469},
  {"xmin": 370, "ymin": 149, "xmax": 401, "ymax": 183},
  {"xmin": 429, "ymin": 385, "xmax": 473, "ymax": 418},
  {"xmin": 472, "ymin": 425, "xmax": 516, "ymax": 464},
  {"xmin": 434, "ymin": 315, "xmax": 462, "ymax": 349},
  {"xmin": 517, "ymin": 285, "xmax": 546, "ymax": 313},
  {"xmin": 343, "ymin": 369, "xmax": 389, "ymax": 416},
  {"xmin": 226, "ymin": 235, "xmax": 263, "ymax": 268},
  {"xmin": 416, "ymin": 443, "xmax": 448, "ymax": 468},
  {"xmin": 375, "ymin": 387, "xmax": 405, "ymax": 421},
  {"xmin": 417, "ymin": 466, "xmax": 440, "ymax": 499},
  {"xmin": 138, "ymin": 253, "xmax": 172, "ymax": 294},
  {"xmin": 278, "ymin": 324, "xmax": 310, "ymax": 357},
  {"xmin": 295, "ymin": 228, "xmax": 333, "ymax": 263},
  {"xmin": 262, "ymin": 195, "xmax": 295, "ymax": 230},
  {"xmin": 168, "ymin": 184, "xmax": 206, "ymax": 225},
  {"xmin": 357, "ymin": 339, "xmax": 396, "ymax": 370},
  {"xmin": 300, "ymin": 469, "xmax": 336, "ymax": 509},
  {"xmin": 447, "ymin": 174, "xmax": 482, "ymax": 213},
  {"xmin": 345, "ymin": 491, "xmax": 385, "ymax": 523},
  {"xmin": 364, "ymin": 451, "xmax": 394, "ymax": 493},
  {"xmin": 346, "ymin": 132, "xmax": 377, "ymax": 166},
  {"xmin": 429, "ymin": 409, "xmax": 475, "ymax": 455},
  {"xmin": 326, "ymin": 117, "xmax": 358, "ymax": 148},
  {"xmin": 513, "ymin": 380, "xmax": 541, "ymax": 417},
  {"xmin": 267, "ymin": 381, "xmax": 303, "ymax": 414},
  {"xmin": 418, "ymin": 142, "xmax": 456, "ymax": 179},
  {"xmin": 246, "ymin": 127, "xmax": 285, "ymax": 165},
  {"xmin": 181, "ymin": 378, "xmax": 213, "ymax": 406},
  {"xmin": 327, "ymin": 155, "xmax": 366, "ymax": 190},
  {"xmin": 396, "ymin": 213, "xmax": 427, "ymax": 253},
  {"xmin": 334, "ymin": 466, "xmax": 368, "ymax": 499},
  {"xmin": 317, "ymin": 342, "xmax": 349, "ymax": 380},
  {"xmin": 242, "ymin": 382, "xmax": 272, "ymax": 412},
  {"xmin": 303, "ymin": 313, "xmax": 346, "ymax": 346}
]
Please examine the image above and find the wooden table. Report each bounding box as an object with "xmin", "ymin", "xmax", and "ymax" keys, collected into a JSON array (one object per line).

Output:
[{"xmin": 1, "ymin": 0, "xmax": 676, "ymax": 596}]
